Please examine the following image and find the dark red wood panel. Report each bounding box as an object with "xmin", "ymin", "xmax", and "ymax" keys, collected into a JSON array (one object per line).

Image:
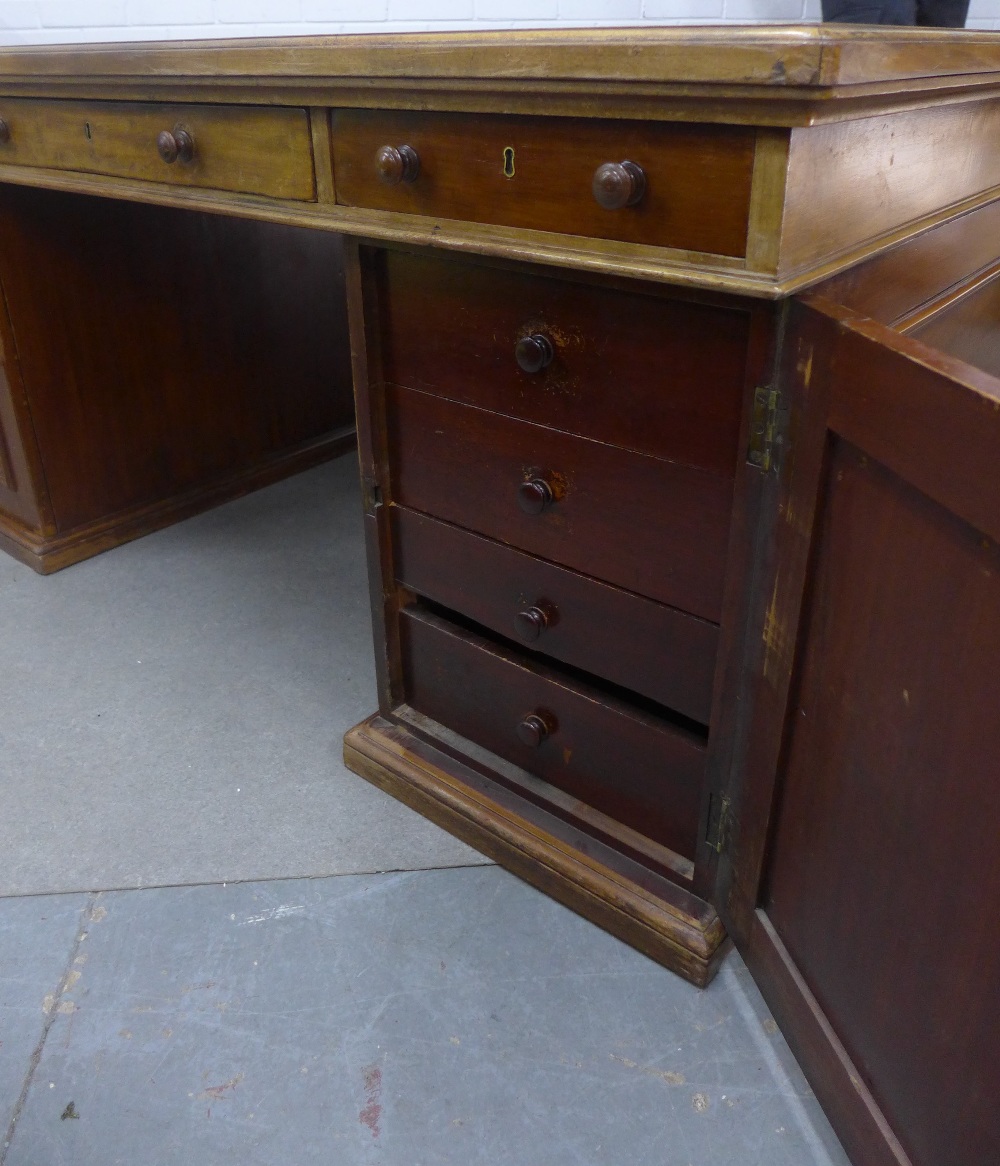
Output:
[
  {"xmin": 400, "ymin": 604, "xmax": 706, "ymax": 859},
  {"xmin": 377, "ymin": 248, "xmax": 750, "ymax": 476},
  {"xmin": 332, "ymin": 109, "xmax": 754, "ymax": 257},
  {"xmin": 0, "ymin": 351, "xmax": 44, "ymax": 528},
  {"xmin": 720, "ymin": 295, "xmax": 1000, "ymax": 1166},
  {"xmin": 392, "ymin": 505, "xmax": 719, "ymax": 723},
  {"xmin": 0, "ymin": 184, "xmax": 353, "ymax": 532},
  {"xmin": 764, "ymin": 441, "xmax": 1000, "ymax": 1166},
  {"xmin": 386, "ymin": 384, "xmax": 733, "ymax": 622},
  {"xmin": 826, "ymin": 313, "xmax": 1000, "ymax": 547}
]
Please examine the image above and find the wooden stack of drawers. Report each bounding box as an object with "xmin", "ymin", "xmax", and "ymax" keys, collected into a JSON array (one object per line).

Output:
[{"xmin": 341, "ymin": 112, "xmax": 768, "ymax": 985}]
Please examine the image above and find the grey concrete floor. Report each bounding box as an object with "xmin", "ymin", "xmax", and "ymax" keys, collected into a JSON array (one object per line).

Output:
[
  {"xmin": 0, "ymin": 457, "xmax": 486, "ymax": 896},
  {"xmin": 0, "ymin": 459, "xmax": 852, "ymax": 1165}
]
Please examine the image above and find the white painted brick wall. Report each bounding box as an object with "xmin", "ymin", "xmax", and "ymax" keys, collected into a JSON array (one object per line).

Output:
[{"xmin": 0, "ymin": 0, "xmax": 997, "ymax": 43}]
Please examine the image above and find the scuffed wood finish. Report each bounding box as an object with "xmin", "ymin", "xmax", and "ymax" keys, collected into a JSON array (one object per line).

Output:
[
  {"xmin": 719, "ymin": 294, "xmax": 1000, "ymax": 1166},
  {"xmin": 765, "ymin": 444, "xmax": 1000, "ymax": 1166},
  {"xmin": 344, "ymin": 239, "xmax": 407, "ymax": 714},
  {"xmin": 345, "ymin": 713, "xmax": 729, "ymax": 987},
  {"xmin": 778, "ymin": 100, "xmax": 1000, "ymax": 283},
  {"xmin": 0, "ymin": 297, "xmax": 47, "ymax": 532},
  {"xmin": 0, "ymin": 98, "xmax": 315, "ymax": 200},
  {"xmin": 5, "ymin": 27, "xmax": 1000, "ymax": 98},
  {"xmin": 814, "ymin": 198, "xmax": 1000, "ymax": 327},
  {"xmin": 0, "ymin": 25, "xmax": 998, "ymax": 1159},
  {"xmin": 332, "ymin": 109, "xmax": 754, "ymax": 257}
]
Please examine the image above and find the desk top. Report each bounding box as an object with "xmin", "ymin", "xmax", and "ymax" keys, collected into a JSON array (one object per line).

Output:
[
  {"xmin": 0, "ymin": 27, "xmax": 998, "ymax": 297},
  {"xmin": 0, "ymin": 26, "xmax": 999, "ymax": 89}
]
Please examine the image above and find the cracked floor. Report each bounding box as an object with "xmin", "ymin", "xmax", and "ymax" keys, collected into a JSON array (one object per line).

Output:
[{"xmin": 0, "ymin": 459, "xmax": 851, "ymax": 1166}]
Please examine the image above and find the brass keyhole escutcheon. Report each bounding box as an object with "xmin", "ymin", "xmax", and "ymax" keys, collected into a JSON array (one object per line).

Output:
[{"xmin": 503, "ymin": 147, "xmax": 515, "ymax": 178}]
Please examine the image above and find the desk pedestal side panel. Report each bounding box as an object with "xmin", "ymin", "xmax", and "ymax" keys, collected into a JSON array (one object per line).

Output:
[
  {"xmin": 0, "ymin": 184, "xmax": 356, "ymax": 573},
  {"xmin": 345, "ymin": 242, "xmax": 769, "ymax": 987}
]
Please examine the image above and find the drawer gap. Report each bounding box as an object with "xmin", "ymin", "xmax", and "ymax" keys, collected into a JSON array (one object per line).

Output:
[
  {"xmin": 395, "ymin": 704, "xmax": 696, "ymax": 887},
  {"xmin": 409, "ymin": 594, "xmax": 710, "ymax": 738},
  {"xmin": 399, "ymin": 602, "xmax": 706, "ymax": 858}
]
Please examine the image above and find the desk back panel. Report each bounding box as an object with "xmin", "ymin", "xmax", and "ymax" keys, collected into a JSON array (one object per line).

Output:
[{"xmin": 0, "ymin": 184, "xmax": 354, "ymax": 559}]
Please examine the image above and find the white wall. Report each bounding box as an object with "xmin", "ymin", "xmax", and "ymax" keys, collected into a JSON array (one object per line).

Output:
[{"xmin": 0, "ymin": 0, "xmax": 997, "ymax": 47}]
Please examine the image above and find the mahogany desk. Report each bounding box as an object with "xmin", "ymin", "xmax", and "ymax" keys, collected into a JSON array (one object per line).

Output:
[{"xmin": 0, "ymin": 27, "xmax": 996, "ymax": 1166}]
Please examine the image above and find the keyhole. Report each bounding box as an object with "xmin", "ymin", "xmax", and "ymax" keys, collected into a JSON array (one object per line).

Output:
[
  {"xmin": 84, "ymin": 122, "xmax": 92, "ymax": 140},
  {"xmin": 503, "ymin": 147, "xmax": 515, "ymax": 179}
]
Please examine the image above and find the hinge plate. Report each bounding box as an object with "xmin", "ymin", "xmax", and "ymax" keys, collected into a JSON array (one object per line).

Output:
[{"xmin": 747, "ymin": 385, "xmax": 786, "ymax": 474}]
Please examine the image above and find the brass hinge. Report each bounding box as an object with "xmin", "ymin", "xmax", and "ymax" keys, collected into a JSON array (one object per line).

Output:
[
  {"xmin": 747, "ymin": 385, "xmax": 786, "ymax": 474},
  {"xmin": 706, "ymin": 792, "xmax": 731, "ymax": 855}
]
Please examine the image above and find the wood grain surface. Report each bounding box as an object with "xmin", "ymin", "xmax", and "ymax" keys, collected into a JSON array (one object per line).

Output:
[
  {"xmin": 2, "ymin": 27, "xmax": 1000, "ymax": 94},
  {"xmin": 0, "ymin": 184, "xmax": 353, "ymax": 537},
  {"xmin": 392, "ymin": 506, "xmax": 719, "ymax": 724},
  {"xmin": 779, "ymin": 101, "xmax": 1000, "ymax": 280},
  {"xmin": 376, "ymin": 248, "xmax": 751, "ymax": 476},
  {"xmin": 908, "ymin": 268, "xmax": 1000, "ymax": 377},
  {"xmin": 719, "ymin": 294, "xmax": 1000, "ymax": 1166},
  {"xmin": 0, "ymin": 98, "xmax": 315, "ymax": 199},
  {"xmin": 333, "ymin": 109, "xmax": 754, "ymax": 257},
  {"xmin": 400, "ymin": 604, "xmax": 707, "ymax": 860},
  {"xmin": 765, "ymin": 440, "xmax": 1000, "ymax": 1166},
  {"xmin": 386, "ymin": 384, "xmax": 734, "ymax": 622}
]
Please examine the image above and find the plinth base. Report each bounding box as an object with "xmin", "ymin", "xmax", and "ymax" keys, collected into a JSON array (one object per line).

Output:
[
  {"xmin": 0, "ymin": 429, "xmax": 354, "ymax": 574},
  {"xmin": 344, "ymin": 712, "xmax": 730, "ymax": 988}
]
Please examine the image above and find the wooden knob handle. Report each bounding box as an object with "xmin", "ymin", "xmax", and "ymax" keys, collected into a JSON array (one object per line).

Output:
[
  {"xmin": 516, "ymin": 711, "xmax": 556, "ymax": 748},
  {"xmin": 517, "ymin": 478, "xmax": 554, "ymax": 516},
  {"xmin": 157, "ymin": 128, "xmax": 194, "ymax": 164},
  {"xmin": 515, "ymin": 333, "xmax": 554, "ymax": 374},
  {"xmin": 0, "ymin": 119, "xmax": 10, "ymax": 146},
  {"xmin": 514, "ymin": 605, "xmax": 552, "ymax": 643},
  {"xmin": 376, "ymin": 144, "xmax": 420, "ymax": 185},
  {"xmin": 592, "ymin": 160, "xmax": 646, "ymax": 210}
]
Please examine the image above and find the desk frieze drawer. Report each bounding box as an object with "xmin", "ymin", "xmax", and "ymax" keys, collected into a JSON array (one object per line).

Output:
[
  {"xmin": 378, "ymin": 249, "xmax": 749, "ymax": 476},
  {"xmin": 400, "ymin": 603, "xmax": 706, "ymax": 861},
  {"xmin": 0, "ymin": 99, "xmax": 316, "ymax": 200},
  {"xmin": 386, "ymin": 383, "xmax": 732, "ymax": 623},
  {"xmin": 332, "ymin": 109, "xmax": 754, "ymax": 258},
  {"xmin": 393, "ymin": 506, "xmax": 718, "ymax": 725}
]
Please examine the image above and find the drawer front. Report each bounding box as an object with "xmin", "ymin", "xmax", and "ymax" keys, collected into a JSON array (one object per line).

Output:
[
  {"xmin": 387, "ymin": 385, "xmax": 732, "ymax": 623},
  {"xmin": 393, "ymin": 506, "xmax": 718, "ymax": 724},
  {"xmin": 0, "ymin": 99, "xmax": 315, "ymax": 200},
  {"xmin": 401, "ymin": 605, "xmax": 706, "ymax": 859},
  {"xmin": 332, "ymin": 109, "xmax": 754, "ymax": 257},
  {"xmin": 378, "ymin": 250, "xmax": 749, "ymax": 476}
]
